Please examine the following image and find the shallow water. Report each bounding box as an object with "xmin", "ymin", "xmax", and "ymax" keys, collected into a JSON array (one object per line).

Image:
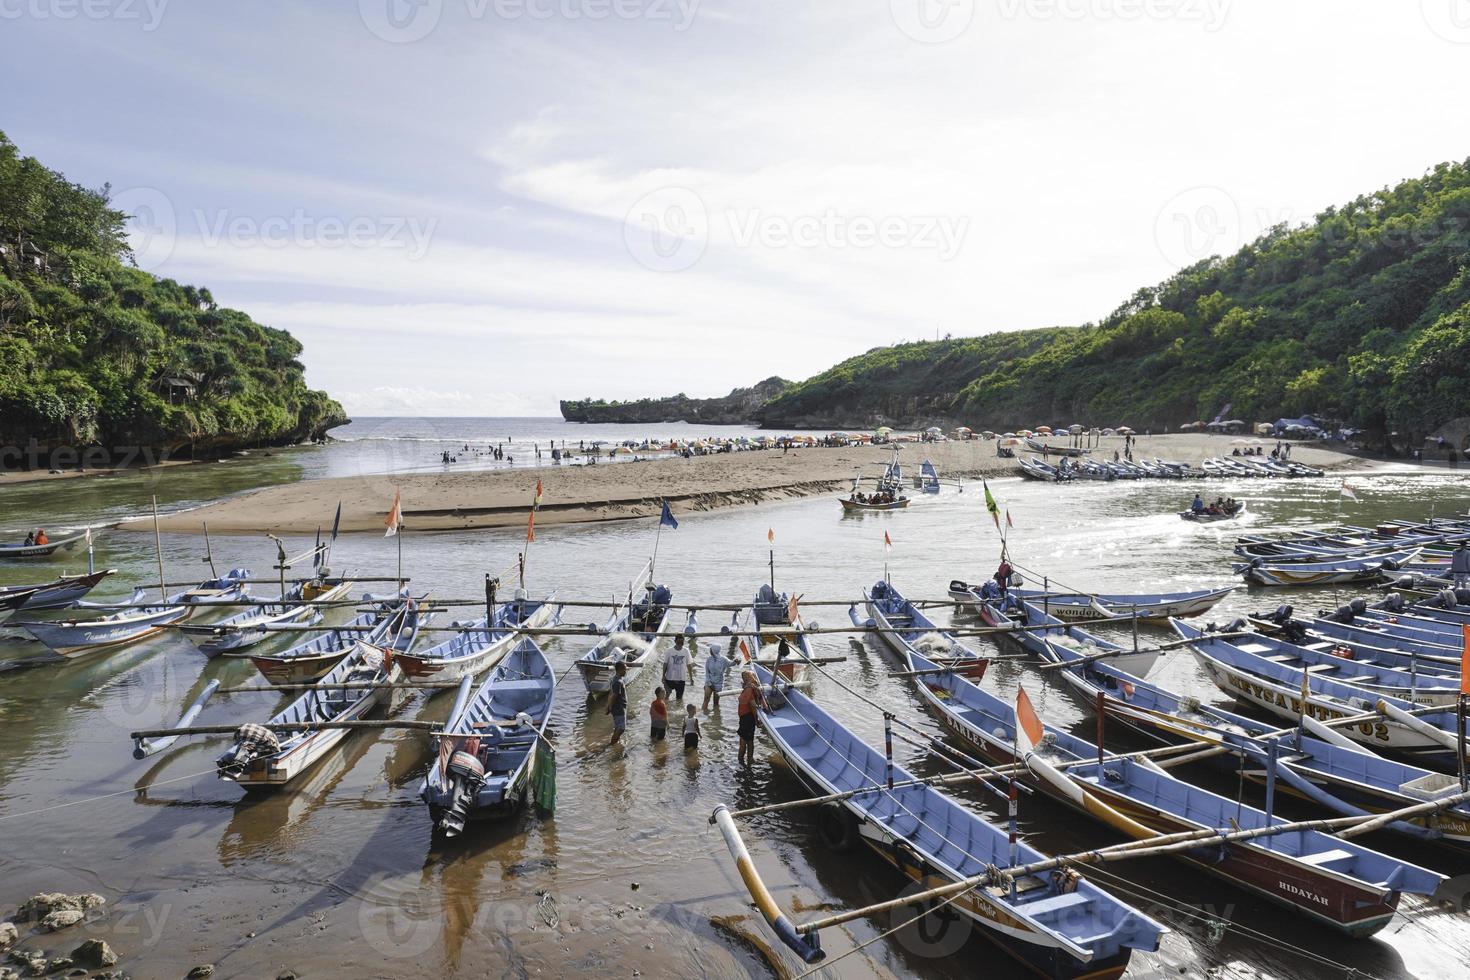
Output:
[{"xmin": 1, "ymin": 457, "xmax": 1468, "ymax": 979}]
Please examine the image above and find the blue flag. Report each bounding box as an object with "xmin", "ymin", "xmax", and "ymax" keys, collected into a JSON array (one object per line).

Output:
[{"xmin": 660, "ymin": 500, "xmax": 679, "ymax": 529}]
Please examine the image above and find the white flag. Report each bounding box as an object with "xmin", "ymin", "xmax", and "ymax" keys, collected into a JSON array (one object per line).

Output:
[
  {"xmin": 1340, "ymin": 481, "xmax": 1357, "ymax": 501},
  {"xmin": 385, "ymin": 489, "xmax": 402, "ymax": 537}
]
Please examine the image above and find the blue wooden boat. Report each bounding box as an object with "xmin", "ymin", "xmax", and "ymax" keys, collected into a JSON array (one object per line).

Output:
[
  {"xmin": 215, "ymin": 640, "xmax": 396, "ymax": 790},
  {"xmin": 852, "ymin": 579, "xmax": 987, "ymax": 679},
  {"xmin": 397, "ymin": 591, "xmax": 560, "ymax": 685},
  {"xmin": 14, "ymin": 570, "xmax": 252, "ymax": 658},
  {"xmin": 918, "ymin": 459, "xmax": 941, "ymax": 492},
  {"xmin": 0, "ymin": 569, "xmax": 115, "ymax": 613},
  {"xmin": 741, "ymin": 584, "xmax": 816, "ymax": 680},
  {"xmin": 743, "ymin": 661, "xmax": 1165, "ymax": 978},
  {"xmin": 997, "ymin": 586, "xmax": 1234, "ymax": 623},
  {"xmin": 974, "ymin": 596, "xmax": 1161, "ymax": 678},
  {"xmin": 900, "ymin": 645, "xmax": 1446, "ymax": 935},
  {"xmin": 181, "ymin": 577, "xmax": 354, "ymax": 656},
  {"xmin": 1234, "ymin": 549, "xmax": 1420, "ymax": 586},
  {"xmin": 1037, "ymin": 636, "xmax": 1470, "ymax": 851},
  {"xmin": 1172, "ymin": 620, "xmax": 1470, "ymax": 770},
  {"xmin": 0, "ymin": 529, "xmax": 93, "ymax": 560},
  {"xmin": 421, "ymin": 637, "xmax": 555, "ymax": 835},
  {"xmin": 243, "ymin": 592, "xmax": 432, "ymax": 686},
  {"xmin": 576, "ymin": 584, "xmax": 678, "ymax": 694}
]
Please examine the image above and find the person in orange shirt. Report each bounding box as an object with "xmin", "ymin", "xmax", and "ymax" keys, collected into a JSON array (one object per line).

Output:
[
  {"xmin": 649, "ymin": 687, "xmax": 668, "ymax": 741},
  {"xmin": 34, "ymin": 529, "xmax": 48, "ymax": 546},
  {"xmin": 737, "ymin": 672, "xmax": 761, "ymax": 766}
]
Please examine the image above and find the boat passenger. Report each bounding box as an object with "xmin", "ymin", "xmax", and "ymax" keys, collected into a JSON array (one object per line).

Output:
[
  {"xmin": 24, "ymin": 532, "xmax": 34, "ymax": 546},
  {"xmin": 34, "ymin": 529, "xmax": 47, "ymax": 546},
  {"xmin": 1190, "ymin": 494, "xmax": 1204, "ymax": 513},
  {"xmin": 994, "ymin": 557, "xmax": 1013, "ymax": 593}
]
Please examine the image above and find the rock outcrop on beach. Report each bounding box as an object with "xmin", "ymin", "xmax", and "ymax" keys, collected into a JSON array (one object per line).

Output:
[
  {"xmin": 560, "ymin": 377, "xmax": 790, "ymax": 424},
  {"xmin": 0, "ymin": 131, "xmax": 346, "ymax": 468}
]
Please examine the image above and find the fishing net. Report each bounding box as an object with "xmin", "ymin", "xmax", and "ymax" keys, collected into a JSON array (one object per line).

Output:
[{"xmin": 532, "ymin": 739, "xmax": 556, "ymax": 815}]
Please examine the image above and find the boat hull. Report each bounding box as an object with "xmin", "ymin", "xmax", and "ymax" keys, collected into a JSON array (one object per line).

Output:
[
  {"xmin": 19, "ymin": 605, "xmax": 192, "ymax": 657},
  {"xmin": 397, "ymin": 600, "xmax": 559, "ymax": 683}
]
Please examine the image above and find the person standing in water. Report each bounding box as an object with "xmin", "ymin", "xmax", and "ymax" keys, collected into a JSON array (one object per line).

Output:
[
  {"xmin": 607, "ymin": 661, "xmax": 628, "ymax": 746},
  {"xmin": 737, "ymin": 672, "xmax": 761, "ymax": 767},
  {"xmin": 702, "ymin": 642, "xmax": 732, "ymax": 711},
  {"xmin": 663, "ymin": 633, "xmax": 692, "ymax": 700},
  {"xmin": 682, "ymin": 703, "xmax": 700, "ymax": 752}
]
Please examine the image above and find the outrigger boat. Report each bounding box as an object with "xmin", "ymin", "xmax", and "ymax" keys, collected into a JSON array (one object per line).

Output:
[
  {"xmin": 974, "ymin": 596, "xmax": 1161, "ymax": 678},
  {"xmin": 901, "ymin": 645, "xmax": 1446, "ymax": 936},
  {"xmin": 576, "ymin": 583, "xmax": 683, "ymax": 694},
  {"xmin": 1172, "ymin": 620, "xmax": 1470, "ymax": 770},
  {"xmin": 14, "ymin": 570, "xmax": 252, "ymax": 658},
  {"xmin": 214, "ymin": 640, "xmax": 397, "ymax": 790},
  {"xmin": 852, "ymin": 579, "xmax": 988, "ymax": 680},
  {"xmin": 839, "ymin": 492, "xmax": 910, "ymax": 512},
  {"xmin": 1180, "ymin": 501, "xmax": 1245, "ymax": 522},
  {"xmin": 717, "ymin": 661, "xmax": 1166, "ymax": 978},
  {"xmin": 738, "ymin": 584, "xmax": 817, "ymax": 681},
  {"xmin": 1235, "ymin": 549, "xmax": 1420, "ymax": 586},
  {"xmin": 1036, "ymin": 635, "xmax": 1470, "ymax": 851},
  {"xmin": 0, "ymin": 568, "xmax": 115, "ymax": 613},
  {"xmin": 421, "ymin": 637, "xmax": 556, "ymax": 835},
  {"xmin": 0, "ymin": 529, "xmax": 94, "ymax": 560},
  {"xmin": 181, "ymin": 576, "xmax": 354, "ymax": 656},
  {"xmin": 397, "ymin": 590, "xmax": 561, "ymax": 684},
  {"xmin": 949, "ymin": 584, "xmax": 1234, "ymax": 623},
  {"xmin": 918, "ymin": 459, "xmax": 941, "ymax": 493},
  {"xmin": 242, "ymin": 592, "xmax": 432, "ymax": 686}
]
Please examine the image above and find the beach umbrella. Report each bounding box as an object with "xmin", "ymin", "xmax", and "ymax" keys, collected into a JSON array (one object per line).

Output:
[
  {"xmin": 981, "ymin": 430, "xmax": 996, "ymax": 439},
  {"xmin": 1035, "ymin": 425, "xmax": 1052, "ymax": 434},
  {"xmin": 1068, "ymin": 424, "xmax": 1083, "ymax": 434}
]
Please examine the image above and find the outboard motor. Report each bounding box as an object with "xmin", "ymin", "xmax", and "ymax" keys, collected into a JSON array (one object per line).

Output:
[
  {"xmin": 437, "ymin": 748, "xmax": 488, "ymax": 838},
  {"xmin": 217, "ymin": 723, "xmax": 281, "ymax": 777},
  {"xmin": 1223, "ymin": 617, "xmax": 1249, "ymax": 633},
  {"xmin": 1394, "ymin": 574, "xmax": 1418, "ymax": 591},
  {"xmin": 1457, "ymin": 589, "xmax": 1470, "ymax": 606},
  {"xmin": 871, "ymin": 580, "xmax": 891, "ymax": 600},
  {"xmin": 1332, "ymin": 604, "xmax": 1357, "ymax": 624},
  {"xmin": 1437, "ymin": 589, "xmax": 1459, "ymax": 610},
  {"xmin": 1380, "ymin": 592, "xmax": 1406, "ymax": 613},
  {"xmin": 1380, "ymin": 557, "xmax": 1404, "ymax": 572},
  {"xmin": 1349, "ymin": 598, "xmax": 1367, "ymax": 615},
  {"xmin": 1268, "ymin": 604, "xmax": 1294, "ymax": 625}
]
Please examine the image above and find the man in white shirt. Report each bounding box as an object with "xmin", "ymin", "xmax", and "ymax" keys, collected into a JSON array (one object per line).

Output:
[{"xmin": 663, "ymin": 632, "xmax": 693, "ymax": 700}]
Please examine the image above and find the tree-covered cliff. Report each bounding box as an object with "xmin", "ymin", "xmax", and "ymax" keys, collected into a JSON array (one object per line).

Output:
[
  {"xmin": 561, "ymin": 377, "xmax": 790, "ymax": 424},
  {"xmin": 0, "ymin": 131, "xmax": 346, "ymax": 463},
  {"xmin": 758, "ymin": 159, "xmax": 1470, "ymax": 442}
]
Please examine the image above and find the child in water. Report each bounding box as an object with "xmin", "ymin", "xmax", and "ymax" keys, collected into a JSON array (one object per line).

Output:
[
  {"xmin": 650, "ymin": 687, "xmax": 668, "ymax": 741},
  {"xmin": 683, "ymin": 703, "xmax": 700, "ymax": 751}
]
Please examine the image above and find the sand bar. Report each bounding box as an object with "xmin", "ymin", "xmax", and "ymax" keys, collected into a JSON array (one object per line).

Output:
[{"xmin": 120, "ymin": 434, "xmax": 1362, "ymax": 535}]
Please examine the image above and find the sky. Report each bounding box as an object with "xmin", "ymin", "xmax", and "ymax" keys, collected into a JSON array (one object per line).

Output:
[{"xmin": 3, "ymin": 1, "xmax": 1470, "ymax": 417}]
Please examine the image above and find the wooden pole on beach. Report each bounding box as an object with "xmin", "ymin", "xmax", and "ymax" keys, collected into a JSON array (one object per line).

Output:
[{"xmin": 151, "ymin": 496, "xmax": 167, "ymax": 602}]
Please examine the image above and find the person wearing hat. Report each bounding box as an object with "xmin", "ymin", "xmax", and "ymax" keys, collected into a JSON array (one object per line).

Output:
[{"xmin": 702, "ymin": 642, "xmax": 732, "ymax": 711}]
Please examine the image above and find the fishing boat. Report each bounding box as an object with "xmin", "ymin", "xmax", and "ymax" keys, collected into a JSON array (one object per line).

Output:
[
  {"xmin": 728, "ymin": 661, "xmax": 1165, "ymax": 978},
  {"xmin": 1235, "ymin": 549, "xmax": 1420, "ymax": 586},
  {"xmin": 1018, "ymin": 456, "xmax": 1069, "ymax": 482},
  {"xmin": 1179, "ymin": 501, "xmax": 1245, "ymax": 522},
  {"xmin": 180, "ymin": 576, "xmax": 353, "ymax": 656},
  {"xmin": 397, "ymin": 590, "xmax": 560, "ymax": 684},
  {"xmin": 0, "ymin": 569, "xmax": 115, "ymax": 613},
  {"xmin": 902, "ymin": 645, "xmax": 1446, "ymax": 936},
  {"xmin": 420, "ymin": 637, "xmax": 556, "ymax": 835},
  {"xmin": 243, "ymin": 593, "xmax": 432, "ymax": 686},
  {"xmin": 852, "ymin": 579, "xmax": 988, "ymax": 680},
  {"xmin": 1037, "ymin": 637, "xmax": 1470, "ymax": 851},
  {"xmin": 0, "ymin": 529, "xmax": 93, "ymax": 560},
  {"xmin": 838, "ymin": 492, "xmax": 910, "ymax": 512},
  {"xmin": 215, "ymin": 641, "xmax": 397, "ymax": 790},
  {"xmin": 13, "ymin": 570, "xmax": 251, "ymax": 658},
  {"xmin": 575, "ymin": 583, "xmax": 679, "ymax": 694},
  {"xmin": 742, "ymin": 584, "xmax": 816, "ymax": 680},
  {"xmin": 974, "ymin": 596, "xmax": 1161, "ymax": 678},
  {"xmin": 1172, "ymin": 620, "xmax": 1470, "ymax": 769},
  {"xmin": 979, "ymin": 586, "xmax": 1234, "ymax": 623},
  {"xmin": 918, "ymin": 459, "xmax": 941, "ymax": 493}
]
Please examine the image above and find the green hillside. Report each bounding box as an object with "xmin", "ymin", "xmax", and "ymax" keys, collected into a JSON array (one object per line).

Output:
[
  {"xmin": 760, "ymin": 160, "xmax": 1470, "ymax": 443},
  {"xmin": 0, "ymin": 131, "xmax": 345, "ymax": 464}
]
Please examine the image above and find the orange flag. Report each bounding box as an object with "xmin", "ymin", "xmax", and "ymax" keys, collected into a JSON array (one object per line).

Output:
[
  {"xmin": 384, "ymin": 488, "xmax": 402, "ymax": 537},
  {"xmin": 767, "ymin": 528, "xmax": 774, "ymax": 544},
  {"xmin": 526, "ymin": 510, "xmax": 536, "ymax": 543},
  {"xmin": 1461, "ymin": 625, "xmax": 1470, "ymax": 696},
  {"xmin": 738, "ymin": 638, "xmax": 752, "ymax": 663},
  {"xmin": 534, "ymin": 478, "xmax": 543, "ymax": 509},
  {"xmin": 787, "ymin": 593, "xmax": 800, "ymax": 625},
  {"xmin": 883, "ymin": 530, "xmax": 892, "ymax": 553},
  {"xmin": 1015, "ymin": 685, "xmax": 1044, "ymax": 755}
]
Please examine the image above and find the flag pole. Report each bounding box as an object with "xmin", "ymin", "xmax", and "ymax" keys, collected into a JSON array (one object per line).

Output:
[
  {"xmin": 651, "ymin": 505, "xmax": 664, "ymax": 583},
  {"xmin": 151, "ymin": 495, "xmax": 167, "ymax": 602}
]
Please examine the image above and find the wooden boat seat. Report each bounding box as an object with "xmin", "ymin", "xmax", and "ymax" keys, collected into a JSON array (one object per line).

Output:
[
  {"xmin": 485, "ymin": 680, "xmax": 547, "ymax": 694},
  {"xmin": 1017, "ymin": 891, "xmax": 1091, "ymax": 916},
  {"xmin": 1298, "ymin": 848, "xmax": 1355, "ymax": 869},
  {"xmin": 1304, "ymin": 664, "xmax": 1339, "ymax": 674}
]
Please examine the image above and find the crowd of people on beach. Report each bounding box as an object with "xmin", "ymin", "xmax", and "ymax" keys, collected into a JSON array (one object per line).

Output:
[{"xmin": 602, "ymin": 633, "xmax": 766, "ymax": 765}]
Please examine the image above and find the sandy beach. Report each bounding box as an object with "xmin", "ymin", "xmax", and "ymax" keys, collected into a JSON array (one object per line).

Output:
[{"xmin": 121, "ymin": 433, "xmax": 1362, "ymax": 535}]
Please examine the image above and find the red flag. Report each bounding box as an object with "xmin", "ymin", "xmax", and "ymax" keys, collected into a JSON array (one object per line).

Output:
[
  {"xmin": 384, "ymin": 488, "xmax": 402, "ymax": 537},
  {"xmin": 1461, "ymin": 625, "xmax": 1470, "ymax": 696},
  {"xmin": 534, "ymin": 478, "xmax": 544, "ymax": 509},
  {"xmin": 1015, "ymin": 685, "xmax": 1044, "ymax": 754},
  {"xmin": 526, "ymin": 510, "xmax": 536, "ymax": 543},
  {"xmin": 738, "ymin": 638, "xmax": 752, "ymax": 663},
  {"xmin": 787, "ymin": 593, "xmax": 800, "ymax": 625},
  {"xmin": 883, "ymin": 530, "xmax": 892, "ymax": 553},
  {"xmin": 767, "ymin": 528, "xmax": 774, "ymax": 544}
]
